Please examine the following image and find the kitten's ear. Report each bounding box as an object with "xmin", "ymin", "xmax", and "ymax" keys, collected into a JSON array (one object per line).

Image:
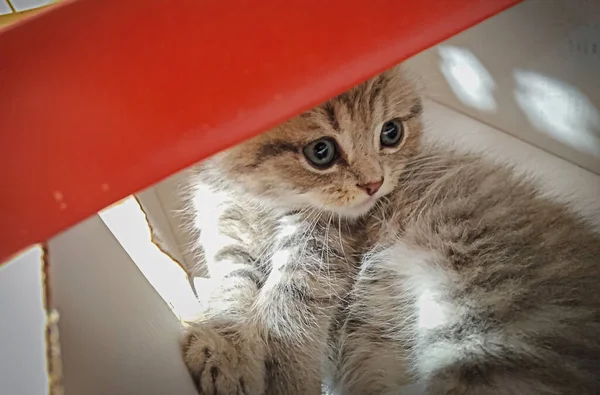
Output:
[
  {"xmin": 381, "ymin": 63, "xmax": 405, "ymax": 79},
  {"xmin": 381, "ymin": 63, "xmax": 422, "ymax": 96}
]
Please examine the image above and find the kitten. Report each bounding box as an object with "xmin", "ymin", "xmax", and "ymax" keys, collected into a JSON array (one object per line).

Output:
[{"xmin": 182, "ymin": 65, "xmax": 600, "ymax": 395}]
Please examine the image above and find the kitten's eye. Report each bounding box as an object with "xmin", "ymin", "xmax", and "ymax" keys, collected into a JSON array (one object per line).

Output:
[
  {"xmin": 303, "ymin": 137, "xmax": 338, "ymax": 169},
  {"xmin": 380, "ymin": 119, "xmax": 404, "ymax": 147}
]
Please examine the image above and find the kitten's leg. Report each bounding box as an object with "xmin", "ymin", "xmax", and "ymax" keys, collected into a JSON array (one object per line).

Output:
[
  {"xmin": 423, "ymin": 361, "xmax": 572, "ymax": 395},
  {"xmin": 418, "ymin": 334, "xmax": 598, "ymax": 395},
  {"xmin": 182, "ymin": 273, "xmax": 267, "ymax": 395},
  {"xmin": 251, "ymin": 215, "xmax": 356, "ymax": 395},
  {"xmin": 183, "ymin": 318, "xmax": 266, "ymax": 395},
  {"xmin": 183, "ymin": 211, "xmax": 354, "ymax": 395},
  {"xmin": 331, "ymin": 260, "xmax": 412, "ymax": 394},
  {"xmin": 334, "ymin": 332, "xmax": 408, "ymax": 394},
  {"xmin": 183, "ymin": 204, "xmax": 268, "ymax": 395}
]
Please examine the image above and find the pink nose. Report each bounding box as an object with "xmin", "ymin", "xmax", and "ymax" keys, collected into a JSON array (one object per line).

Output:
[{"xmin": 357, "ymin": 179, "xmax": 383, "ymax": 196}]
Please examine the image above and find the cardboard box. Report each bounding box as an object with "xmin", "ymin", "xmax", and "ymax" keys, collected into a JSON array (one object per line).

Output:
[{"xmin": 1, "ymin": 2, "xmax": 599, "ymax": 393}]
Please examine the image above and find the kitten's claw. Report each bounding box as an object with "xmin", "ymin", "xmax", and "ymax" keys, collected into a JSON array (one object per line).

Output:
[{"xmin": 182, "ymin": 323, "xmax": 265, "ymax": 395}]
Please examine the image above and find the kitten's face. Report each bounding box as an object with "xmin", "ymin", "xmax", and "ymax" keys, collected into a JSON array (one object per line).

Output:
[{"xmin": 208, "ymin": 66, "xmax": 423, "ymax": 218}]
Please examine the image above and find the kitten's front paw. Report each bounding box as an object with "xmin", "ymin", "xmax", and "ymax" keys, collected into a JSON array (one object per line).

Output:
[{"xmin": 182, "ymin": 322, "xmax": 265, "ymax": 395}]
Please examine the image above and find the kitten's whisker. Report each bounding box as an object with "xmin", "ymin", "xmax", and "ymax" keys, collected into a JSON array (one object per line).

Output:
[
  {"xmin": 321, "ymin": 213, "xmax": 334, "ymax": 280},
  {"xmin": 336, "ymin": 215, "xmax": 353, "ymax": 277}
]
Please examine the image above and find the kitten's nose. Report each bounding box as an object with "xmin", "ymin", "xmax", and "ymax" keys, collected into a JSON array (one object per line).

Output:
[{"xmin": 357, "ymin": 179, "xmax": 383, "ymax": 196}]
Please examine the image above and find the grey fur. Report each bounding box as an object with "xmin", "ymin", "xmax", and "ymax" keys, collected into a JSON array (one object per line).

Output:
[{"xmin": 181, "ymin": 66, "xmax": 600, "ymax": 395}]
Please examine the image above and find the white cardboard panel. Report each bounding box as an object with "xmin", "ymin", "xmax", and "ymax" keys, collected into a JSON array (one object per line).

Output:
[
  {"xmin": 98, "ymin": 197, "xmax": 202, "ymax": 322},
  {"xmin": 47, "ymin": 215, "xmax": 196, "ymax": 395},
  {"xmin": 10, "ymin": 0, "xmax": 54, "ymax": 12},
  {"xmin": 0, "ymin": 248, "xmax": 48, "ymax": 395},
  {"xmin": 0, "ymin": 1, "xmax": 13, "ymax": 15}
]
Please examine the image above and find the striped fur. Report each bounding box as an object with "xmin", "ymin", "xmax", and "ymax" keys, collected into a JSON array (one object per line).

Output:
[{"xmin": 181, "ymin": 65, "xmax": 600, "ymax": 395}]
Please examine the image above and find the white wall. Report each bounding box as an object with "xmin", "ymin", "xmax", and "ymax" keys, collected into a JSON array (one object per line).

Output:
[
  {"xmin": 404, "ymin": 0, "xmax": 600, "ymax": 175},
  {"xmin": 47, "ymin": 215, "xmax": 197, "ymax": 395}
]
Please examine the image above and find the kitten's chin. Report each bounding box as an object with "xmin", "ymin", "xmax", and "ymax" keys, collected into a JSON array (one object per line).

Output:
[
  {"xmin": 261, "ymin": 190, "xmax": 382, "ymax": 219},
  {"xmin": 334, "ymin": 181, "xmax": 396, "ymax": 219},
  {"xmin": 332, "ymin": 198, "xmax": 378, "ymax": 219}
]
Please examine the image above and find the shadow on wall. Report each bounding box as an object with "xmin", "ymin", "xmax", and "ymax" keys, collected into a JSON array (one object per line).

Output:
[
  {"xmin": 437, "ymin": 45, "xmax": 600, "ymax": 159},
  {"xmin": 404, "ymin": 0, "xmax": 600, "ymax": 175}
]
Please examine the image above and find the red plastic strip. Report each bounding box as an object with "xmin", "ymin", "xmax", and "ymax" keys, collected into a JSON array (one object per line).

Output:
[{"xmin": 0, "ymin": 0, "xmax": 522, "ymax": 263}]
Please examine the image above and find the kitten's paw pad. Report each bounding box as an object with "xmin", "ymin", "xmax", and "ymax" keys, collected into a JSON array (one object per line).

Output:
[{"xmin": 182, "ymin": 324, "xmax": 264, "ymax": 395}]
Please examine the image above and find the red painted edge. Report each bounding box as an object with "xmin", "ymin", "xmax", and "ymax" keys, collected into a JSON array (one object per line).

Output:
[{"xmin": 0, "ymin": 0, "xmax": 523, "ymax": 263}]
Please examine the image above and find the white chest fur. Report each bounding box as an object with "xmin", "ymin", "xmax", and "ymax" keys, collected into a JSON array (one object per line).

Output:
[
  {"xmin": 365, "ymin": 240, "xmax": 475, "ymax": 377},
  {"xmin": 371, "ymin": 241, "xmax": 459, "ymax": 329}
]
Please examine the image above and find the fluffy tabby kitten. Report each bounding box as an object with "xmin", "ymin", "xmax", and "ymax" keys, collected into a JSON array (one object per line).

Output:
[{"xmin": 182, "ymin": 65, "xmax": 600, "ymax": 395}]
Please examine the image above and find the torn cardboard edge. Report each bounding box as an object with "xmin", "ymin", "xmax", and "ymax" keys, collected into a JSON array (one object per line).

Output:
[
  {"xmin": 134, "ymin": 195, "xmax": 204, "ymax": 296},
  {"xmin": 0, "ymin": 244, "xmax": 63, "ymax": 395},
  {"xmin": 36, "ymin": 244, "xmax": 63, "ymax": 395},
  {"xmin": 0, "ymin": 2, "xmax": 59, "ymax": 29},
  {"xmin": 133, "ymin": 195, "xmax": 186, "ymax": 273},
  {"xmin": 7, "ymin": 195, "xmax": 199, "ymax": 395},
  {"xmin": 4, "ymin": 208, "xmax": 168, "ymax": 395},
  {"xmin": 98, "ymin": 196, "xmax": 204, "ymax": 322}
]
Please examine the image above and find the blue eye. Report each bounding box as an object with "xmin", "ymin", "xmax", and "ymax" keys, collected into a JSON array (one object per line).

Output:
[
  {"xmin": 380, "ymin": 119, "xmax": 404, "ymax": 147},
  {"xmin": 303, "ymin": 137, "xmax": 338, "ymax": 168}
]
